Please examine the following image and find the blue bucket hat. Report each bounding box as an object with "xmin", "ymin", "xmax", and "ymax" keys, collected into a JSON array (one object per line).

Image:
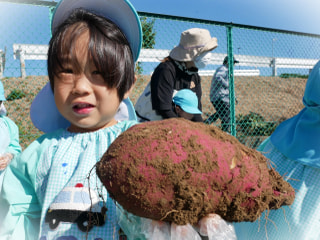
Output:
[
  {"xmin": 0, "ymin": 81, "xmax": 6, "ymax": 101},
  {"xmin": 30, "ymin": 0, "xmax": 142, "ymax": 133},
  {"xmin": 173, "ymin": 89, "xmax": 202, "ymax": 114}
]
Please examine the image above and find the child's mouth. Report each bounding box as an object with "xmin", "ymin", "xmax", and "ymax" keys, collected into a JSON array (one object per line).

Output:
[{"xmin": 72, "ymin": 103, "xmax": 94, "ymax": 115}]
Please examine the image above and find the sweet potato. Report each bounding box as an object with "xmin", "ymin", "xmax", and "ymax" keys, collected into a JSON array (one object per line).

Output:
[{"xmin": 96, "ymin": 118, "xmax": 295, "ymax": 225}]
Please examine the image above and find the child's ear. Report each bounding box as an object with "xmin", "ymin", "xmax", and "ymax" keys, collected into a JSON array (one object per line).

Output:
[{"xmin": 123, "ymin": 75, "xmax": 137, "ymax": 99}]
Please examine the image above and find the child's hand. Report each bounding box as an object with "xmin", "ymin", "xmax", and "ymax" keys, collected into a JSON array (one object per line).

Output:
[
  {"xmin": 141, "ymin": 215, "xmax": 236, "ymax": 240},
  {"xmin": 196, "ymin": 214, "xmax": 237, "ymax": 240},
  {"xmin": 0, "ymin": 153, "xmax": 13, "ymax": 170},
  {"xmin": 170, "ymin": 222, "xmax": 202, "ymax": 240},
  {"xmin": 141, "ymin": 219, "xmax": 201, "ymax": 240}
]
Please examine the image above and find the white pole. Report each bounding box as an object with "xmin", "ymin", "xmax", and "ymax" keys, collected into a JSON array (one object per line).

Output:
[
  {"xmin": 17, "ymin": 49, "xmax": 26, "ymax": 79},
  {"xmin": 0, "ymin": 50, "xmax": 3, "ymax": 79},
  {"xmin": 272, "ymin": 38, "xmax": 277, "ymax": 76}
]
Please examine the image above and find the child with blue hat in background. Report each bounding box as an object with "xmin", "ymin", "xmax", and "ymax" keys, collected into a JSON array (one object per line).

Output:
[
  {"xmin": 173, "ymin": 88, "xmax": 202, "ymax": 121},
  {"xmin": 0, "ymin": 80, "xmax": 21, "ymax": 175}
]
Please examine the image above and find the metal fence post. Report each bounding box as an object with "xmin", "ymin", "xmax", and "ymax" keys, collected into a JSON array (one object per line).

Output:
[
  {"xmin": 16, "ymin": 48, "xmax": 26, "ymax": 79},
  {"xmin": 49, "ymin": 7, "xmax": 55, "ymax": 36},
  {"xmin": 272, "ymin": 58, "xmax": 277, "ymax": 76},
  {"xmin": 0, "ymin": 50, "xmax": 4, "ymax": 79},
  {"xmin": 226, "ymin": 25, "xmax": 237, "ymax": 137}
]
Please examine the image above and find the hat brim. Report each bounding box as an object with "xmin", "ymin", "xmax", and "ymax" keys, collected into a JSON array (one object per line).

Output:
[
  {"xmin": 180, "ymin": 106, "xmax": 202, "ymax": 115},
  {"xmin": 52, "ymin": 0, "xmax": 142, "ymax": 61},
  {"xmin": 30, "ymin": 83, "xmax": 70, "ymax": 133},
  {"xmin": 30, "ymin": 83, "xmax": 137, "ymax": 133},
  {"xmin": 169, "ymin": 37, "xmax": 218, "ymax": 62}
]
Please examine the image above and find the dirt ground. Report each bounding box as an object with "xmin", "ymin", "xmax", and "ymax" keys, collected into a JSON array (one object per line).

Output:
[{"xmin": 2, "ymin": 74, "xmax": 307, "ymax": 148}]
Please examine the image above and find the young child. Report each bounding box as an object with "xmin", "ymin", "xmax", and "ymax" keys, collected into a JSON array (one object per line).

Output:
[
  {"xmin": 172, "ymin": 89, "xmax": 203, "ymax": 121},
  {"xmin": 0, "ymin": 0, "xmax": 142, "ymax": 239},
  {"xmin": 234, "ymin": 60, "xmax": 320, "ymax": 240},
  {"xmin": 0, "ymin": 80, "xmax": 21, "ymax": 182}
]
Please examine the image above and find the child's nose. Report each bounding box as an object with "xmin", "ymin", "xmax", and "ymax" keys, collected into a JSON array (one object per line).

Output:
[{"xmin": 72, "ymin": 74, "xmax": 91, "ymax": 95}]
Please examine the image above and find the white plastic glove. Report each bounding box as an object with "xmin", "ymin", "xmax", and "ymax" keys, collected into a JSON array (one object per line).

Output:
[
  {"xmin": 141, "ymin": 218, "xmax": 171, "ymax": 240},
  {"xmin": 0, "ymin": 153, "xmax": 13, "ymax": 170},
  {"xmin": 197, "ymin": 214, "xmax": 237, "ymax": 240},
  {"xmin": 140, "ymin": 219, "xmax": 201, "ymax": 240},
  {"xmin": 171, "ymin": 222, "xmax": 202, "ymax": 240},
  {"xmin": 140, "ymin": 214, "xmax": 236, "ymax": 240},
  {"xmin": 117, "ymin": 205, "xmax": 236, "ymax": 240}
]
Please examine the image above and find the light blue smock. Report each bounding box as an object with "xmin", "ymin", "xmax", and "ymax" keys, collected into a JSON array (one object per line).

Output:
[
  {"xmin": 234, "ymin": 60, "xmax": 320, "ymax": 240},
  {"xmin": 0, "ymin": 120, "xmax": 137, "ymax": 240},
  {"xmin": 0, "ymin": 115, "xmax": 21, "ymax": 192},
  {"xmin": 234, "ymin": 139, "xmax": 320, "ymax": 240},
  {"xmin": 0, "ymin": 115, "xmax": 21, "ymax": 157}
]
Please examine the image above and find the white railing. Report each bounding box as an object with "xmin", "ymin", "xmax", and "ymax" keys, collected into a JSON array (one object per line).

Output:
[
  {"xmin": 12, "ymin": 44, "xmax": 318, "ymax": 78},
  {"xmin": 199, "ymin": 69, "xmax": 261, "ymax": 76}
]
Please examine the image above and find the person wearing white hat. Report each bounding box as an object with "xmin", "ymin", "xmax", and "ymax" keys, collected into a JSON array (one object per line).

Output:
[
  {"xmin": 135, "ymin": 28, "xmax": 218, "ymax": 122},
  {"xmin": 0, "ymin": 0, "xmax": 142, "ymax": 239},
  {"xmin": 0, "ymin": 80, "xmax": 21, "ymax": 186}
]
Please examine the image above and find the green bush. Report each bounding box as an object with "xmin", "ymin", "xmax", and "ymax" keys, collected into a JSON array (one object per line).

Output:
[
  {"xmin": 6, "ymin": 89, "xmax": 26, "ymax": 101},
  {"xmin": 279, "ymin": 73, "xmax": 308, "ymax": 78},
  {"xmin": 236, "ymin": 111, "xmax": 278, "ymax": 136}
]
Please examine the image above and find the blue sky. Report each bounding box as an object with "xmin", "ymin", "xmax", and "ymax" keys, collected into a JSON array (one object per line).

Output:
[
  {"xmin": 1, "ymin": 0, "xmax": 319, "ymax": 77},
  {"xmin": 130, "ymin": 0, "xmax": 320, "ymax": 35}
]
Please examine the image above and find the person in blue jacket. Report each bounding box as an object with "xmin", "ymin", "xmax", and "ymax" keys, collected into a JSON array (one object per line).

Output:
[
  {"xmin": 208, "ymin": 56, "xmax": 239, "ymax": 132},
  {"xmin": 0, "ymin": 80, "xmax": 21, "ymax": 172},
  {"xmin": 234, "ymin": 60, "xmax": 320, "ymax": 240}
]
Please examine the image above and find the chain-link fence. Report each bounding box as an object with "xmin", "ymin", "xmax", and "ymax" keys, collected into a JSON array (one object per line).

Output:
[{"xmin": 1, "ymin": 1, "xmax": 319, "ymax": 149}]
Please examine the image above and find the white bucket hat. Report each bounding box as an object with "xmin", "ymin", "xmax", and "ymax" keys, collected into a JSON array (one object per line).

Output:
[
  {"xmin": 30, "ymin": 0, "xmax": 141, "ymax": 133},
  {"xmin": 169, "ymin": 28, "xmax": 218, "ymax": 62}
]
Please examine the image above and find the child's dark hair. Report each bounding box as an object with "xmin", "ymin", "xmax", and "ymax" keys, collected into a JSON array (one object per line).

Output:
[{"xmin": 47, "ymin": 8, "xmax": 135, "ymax": 100}]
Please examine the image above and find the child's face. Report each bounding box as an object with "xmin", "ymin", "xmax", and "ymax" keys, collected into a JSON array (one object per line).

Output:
[
  {"xmin": 175, "ymin": 106, "xmax": 194, "ymax": 121},
  {"xmin": 54, "ymin": 31, "xmax": 125, "ymax": 132}
]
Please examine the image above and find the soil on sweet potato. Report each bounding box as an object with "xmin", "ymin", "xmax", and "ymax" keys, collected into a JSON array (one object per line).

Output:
[{"xmin": 97, "ymin": 118, "xmax": 295, "ymax": 225}]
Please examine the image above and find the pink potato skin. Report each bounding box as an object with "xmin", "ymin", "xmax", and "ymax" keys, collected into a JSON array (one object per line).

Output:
[{"xmin": 97, "ymin": 118, "xmax": 295, "ymax": 225}]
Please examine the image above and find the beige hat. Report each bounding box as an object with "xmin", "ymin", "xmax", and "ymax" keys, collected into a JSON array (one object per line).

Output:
[{"xmin": 169, "ymin": 28, "xmax": 218, "ymax": 62}]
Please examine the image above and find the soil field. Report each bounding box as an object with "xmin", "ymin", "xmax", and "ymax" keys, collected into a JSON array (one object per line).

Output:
[{"xmin": 2, "ymin": 74, "xmax": 307, "ymax": 149}]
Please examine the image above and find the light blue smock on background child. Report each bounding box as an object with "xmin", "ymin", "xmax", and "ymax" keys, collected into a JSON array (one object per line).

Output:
[
  {"xmin": 0, "ymin": 80, "xmax": 21, "ymax": 190},
  {"xmin": 234, "ymin": 60, "xmax": 320, "ymax": 240}
]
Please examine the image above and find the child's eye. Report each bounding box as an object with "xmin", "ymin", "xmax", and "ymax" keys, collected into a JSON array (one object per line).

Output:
[{"xmin": 92, "ymin": 70, "xmax": 102, "ymax": 75}]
